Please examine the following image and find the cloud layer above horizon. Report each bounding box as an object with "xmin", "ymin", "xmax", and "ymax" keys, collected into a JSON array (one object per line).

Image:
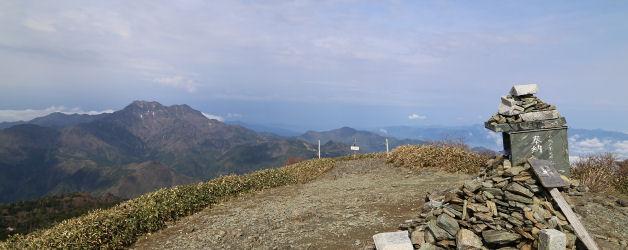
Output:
[
  {"xmin": 1, "ymin": 0, "xmax": 627, "ymax": 131},
  {"xmin": 0, "ymin": 106, "xmax": 114, "ymax": 122}
]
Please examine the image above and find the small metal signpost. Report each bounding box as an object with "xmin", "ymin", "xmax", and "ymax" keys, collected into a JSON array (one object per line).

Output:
[
  {"xmin": 350, "ymin": 137, "xmax": 359, "ymax": 157},
  {"xmin": 528, "ymin": 159, "xmax": 599, "ymax": 250},
  {"xmin": 350, "ymin": 137, "xmax": 359, "ymax": 151}
]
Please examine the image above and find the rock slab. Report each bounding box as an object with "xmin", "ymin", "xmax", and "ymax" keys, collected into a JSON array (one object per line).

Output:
[
  {"xmin": 373, "ymin": 231, "xmax": 414, "ymax": 250},
  {"xmin": 456, "ymin": 228, "xmax": 483, "ymax": 250},
  {"xmin": 482, "ymin": 230, "xmax": 521, "ymax": 245},
  {"xmin": 538, "ymin": 229, "xmax": 566, "ymax": 250},
  {"xmin": 437, "ymin": 214, "xmax": 460, "ymax": 237},
  {"xmin": 519, "ymin": 110, "xmax": 559, "ymax": 122},
  {"xmin": 498, "ymin": 96, "xmax": 524, "ymax": 116},
  {"xmin": 510, "ymin": 84, "xmax": 538, "ymax": 96}
]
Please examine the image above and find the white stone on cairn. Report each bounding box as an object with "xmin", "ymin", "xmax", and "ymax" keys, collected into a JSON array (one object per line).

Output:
[{"xmin": 510, "ymin": 84, "xmax": 539, "ymax": 96}]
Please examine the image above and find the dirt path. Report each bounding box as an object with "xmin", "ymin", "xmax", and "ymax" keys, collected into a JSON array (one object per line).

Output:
[{"xmin": 131, "ymin": 158, "xmax": 472, "ymax": 249}]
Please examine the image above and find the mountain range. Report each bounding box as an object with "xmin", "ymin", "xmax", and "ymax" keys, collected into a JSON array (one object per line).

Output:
[
  {"xmin": 299, "ymin": 126, "xmax": 425, "ymax": 153},
  {"xmin": 0, "ymin": 101, "xmax": 388, "ymax": 203},
  {"xmin": 5, "ymin": 101, "xmax": 623, "ymax": 204},
  {"xmin": 0, "ymin": 112, "xmax": 111, "ymax": 129}
]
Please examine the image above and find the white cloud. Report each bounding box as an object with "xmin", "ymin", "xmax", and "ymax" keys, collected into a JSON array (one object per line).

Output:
[
  {"xmin": 568, "ymin": 138, "xmax": 628, "ymax": 160},
  {"xmin": 153, "ymin": 76, "xmax": 199, "ymax": 93},
  {"xmin": 202, "ymin": 112, "xmax": 224, "ymax": 122},
  {"xmin": 612, "ymin": 140, "xmax": 628, "ymax": 159},
  {"xmin": 408, "ymin": 114, "xmax": 427, "ymax": 120},
  {"xmin": 23, "ymin": 19, "xmax": 56, "ymax": 32},
  {"xmin": 0, "ymin": 106, "xmax": 114, "ymax": 122},
  {"xmin": 379, "ymin": 128, "xmax": 388, "ymax": 134},
  {"xmin": 573, "ymin": 137, "xmax": 609, "ymax": 149},
  {"xmin": 568, "ymin": 134, "xmax": 580, "ymax": 142}
]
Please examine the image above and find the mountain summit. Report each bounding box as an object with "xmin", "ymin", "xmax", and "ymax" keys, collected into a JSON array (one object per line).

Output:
[{"xmin": 88, "ymin": 101, "xmax": 260, "ymax": 152}]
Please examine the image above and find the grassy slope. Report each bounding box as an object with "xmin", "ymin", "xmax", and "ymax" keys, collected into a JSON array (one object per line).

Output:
[
  {"xmin": 1, "ymin": 145, "xmax": 491, "ymax": 249},
  {"xmin": 1, "ymin": 158, "xmax": 337, "ymax": 249}
]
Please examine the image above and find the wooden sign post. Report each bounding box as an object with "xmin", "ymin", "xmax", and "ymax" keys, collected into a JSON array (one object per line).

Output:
[
  {"xmin": 318, "ymin": 140, "xmax": 321, "ymax": 159},
  {"xmin": 385, "ymin": 138, "xmax": 389, "ymax": 156},
  {"xmin": 351, "ymin": 137, "xmax": 359, "ymax": 158},
  {"xmin": 528, "ymin": 159, "xmax": 599, "ymax": 250}
]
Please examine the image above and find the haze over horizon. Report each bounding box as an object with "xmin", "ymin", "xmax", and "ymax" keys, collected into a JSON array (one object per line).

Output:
[{"xmin": 1, "ymin": 1, "xmax": 627, "ymax": 133}]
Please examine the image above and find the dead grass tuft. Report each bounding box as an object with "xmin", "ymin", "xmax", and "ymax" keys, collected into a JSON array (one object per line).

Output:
[
  {"xmin": 571, "ymin": 153, "xmax": 626, "ymax": 194},
  {"xmin": 386, "ymin": 144, "xmax": 488, "ymax": 174}
]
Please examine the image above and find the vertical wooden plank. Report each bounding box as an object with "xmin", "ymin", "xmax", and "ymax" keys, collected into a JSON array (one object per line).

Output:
[
  {"xmin": 318, "ymin": 140, "xmax": 320, "ymax": 159},
  {"xmin": 386, "ymin": 138, "xmax": 389, "ymax": 156},
  {"xmin": 548, "ymin": 188, "xmax": 599, "ymax": 250}
]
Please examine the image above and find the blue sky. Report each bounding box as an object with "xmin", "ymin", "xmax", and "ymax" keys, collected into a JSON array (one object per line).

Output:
[{"xmin": 0, "ymin": 0, "xmax": 627, "ymax": 132}]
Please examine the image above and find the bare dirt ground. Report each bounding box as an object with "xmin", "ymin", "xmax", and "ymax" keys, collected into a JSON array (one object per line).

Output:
[
  {"xmin": 131, "ymin": 158, "xmax": 471, "ymax": 249},
  {"xmin": 131, "ymin": 158, "xmax": 628, "ymax": 249}
]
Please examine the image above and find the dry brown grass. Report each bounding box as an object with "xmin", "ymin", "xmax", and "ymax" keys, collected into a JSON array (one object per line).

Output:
[
  {"xmin": 426, "ymin": 136, "xmax": 470, "ymax": 151},
  {"xmin": 615, "ymin": 159, "xmax": 628, "ymax": 194},
  {"xmin": 333, "ymin": 152, "xmax": 385, "ymax": 162},
  {"xmin": 571, "ymin": 153, "xmax": 626, "ymax": 194},
  {"xmin": 386, "ymin": 144, "xmax": 488, "ymax": 174}
]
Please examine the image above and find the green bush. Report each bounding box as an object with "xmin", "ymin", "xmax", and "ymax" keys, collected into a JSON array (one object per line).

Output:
[
  {"xmin": 386, "ymin": 145, "xmax": 488, "ymax": 174},
  {"xmin": 0, "ymin": 159, "xmax": 336, "ymax": 249}
]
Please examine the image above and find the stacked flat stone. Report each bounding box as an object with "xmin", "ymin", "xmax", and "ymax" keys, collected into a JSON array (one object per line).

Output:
[
  {"xmin": 397, "ymin": 156, "xmax": 582, "ymax": 250},
  {"xmin": 486, "ymin": 84, "xmax": 560, "ymax": 126}
]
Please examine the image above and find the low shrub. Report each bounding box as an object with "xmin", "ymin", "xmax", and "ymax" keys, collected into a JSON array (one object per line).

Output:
[
  {"xmin": 617, "ymin": 159, "xmax": 628, "ymax": 194},
  {"xmin": 386, "ymin": 144, "xmax": 488, "ymax": 174},
  {"xmin": 571, "ymin": 153, "xmax": 626, "ymax": 194},
  {"xmin": 0, "ymin": 159, "xmax": 336, "ymax": 249},
  {"xmin": 333, "ymin": 152, "xmax": 385, "ymax": 162},
  {"xmin": 426, "ymin": 136, "xmax": 470, "ymax": 152}
]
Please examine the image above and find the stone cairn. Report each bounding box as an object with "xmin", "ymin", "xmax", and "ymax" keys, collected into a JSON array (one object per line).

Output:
[
  {"xmin": 396, "ymin": 156, "xmax": 583, "ymax": 249},
  {"xmin": 486, "ymin": 84, "xmax": 560, "ymax": 125}
]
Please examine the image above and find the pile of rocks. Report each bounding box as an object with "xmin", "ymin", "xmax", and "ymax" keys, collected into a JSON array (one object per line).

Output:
[
  {"xmin": 397, "ymin": 156, "xmax": 581, "ymax": 249},
  {"xmin": 486, "ymin": 84, "xmax": 560, "ymax": 125}
]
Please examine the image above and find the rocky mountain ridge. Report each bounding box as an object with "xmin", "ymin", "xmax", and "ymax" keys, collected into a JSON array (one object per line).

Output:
[
  {"xmin": 299, "ymin": 126, "xmax": 426, "ymax": 153},
  {"xmin": 0, "ymin": 101, "xmax": 348, "ymax": 203},
  {"xmin": 0, "ymin": 112, "xmax": 111, "ymax": 129}
]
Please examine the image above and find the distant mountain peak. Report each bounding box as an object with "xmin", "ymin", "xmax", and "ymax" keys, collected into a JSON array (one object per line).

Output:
[
  {"xmin": 116, "ymin": 101, "xmax": 204, "ymax": 122},
  {"xmin": 337, "ymin": 127, "xmax": 357, "ymax": 133},
  {"xmin": 130, "ymin": 100, "xmax": 162, "ymax": 107},
  {"xmin": 125, "ymin": 100, "xmax": 167, "ymax": 112}
]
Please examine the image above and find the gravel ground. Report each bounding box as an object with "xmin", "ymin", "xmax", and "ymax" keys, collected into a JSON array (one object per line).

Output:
[
  {"xmin": 131, "ymin": 158, "xmax": 471, "ymax": 249},
  {"xmin": 570, "ymin": 194, "xmax": 628, "ymax": 248},
  {"xmin": 130, "ymin": 158, "xmax": 628, "ymax": 249}
]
